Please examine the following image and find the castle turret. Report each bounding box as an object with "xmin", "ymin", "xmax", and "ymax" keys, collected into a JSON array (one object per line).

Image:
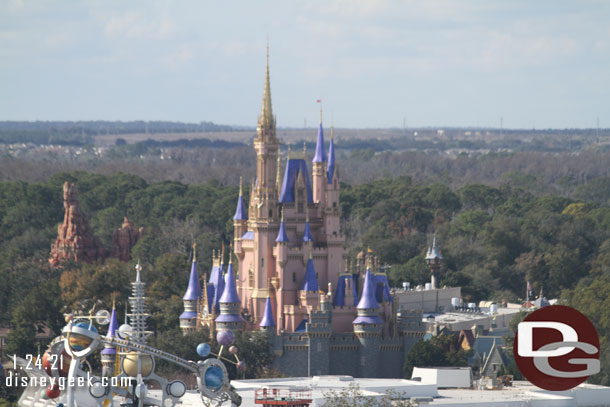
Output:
[
  {"xmin": 353, "ymin": 267, "xmax": 382, "ymax": 377},
  {"xmin": 101, "ymin": 303, "xmax": 118, "ymax": 376},
  {"xmin": 302, "ymin": 211, "xmax": 313, "ymax": 243},
  {"xmin": 312, "ymin": 109, "xmax": 326, "ymax": 205},
  {"xmin": 327, "ymin": 128, "xmax": 335, "ymax": 185},
  {"xmin": 215, "ymin": 254, "xmax": 246, "ymax": 332},
  {"xmin": 180, "ymin": 246, "xmax": 201, "ymax": 333},
  {"xmin": 259, "ymin": 296, "xmax": 276, "ymax": 331},
  {"xmin": 233, "ymin": 177, "xmax": 248, "ymax": 248},
  {"xmin": 299, "ymin": 247, "xmax": 320, "ymax": 309},
  {"xmin": 425, "ymin": 234, "xmax": 443, "ymax": 290},
  {"xmin": 275, "ymin": 211, "xmax": 289, "ymax": 243}
]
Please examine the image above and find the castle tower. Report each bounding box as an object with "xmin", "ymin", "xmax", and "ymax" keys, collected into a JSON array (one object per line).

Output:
[
  {"xmin": 101, "ymin": 303, "xmax": 118, "ymax": 376},
  {"xmin": 180, "ymin": 246, "xmax": 201, "ymax": 334},
  {"xmin": 215, "ymin": 254, "xmax": 246, "ymax": 332},
  {"xmin": 312, "ymin": 108, "xmax": 326, "ymax": 205},
  {"xmin": 425, "ymin": 235, "xmax": 443, "ymax": 290},
  {"xmin": 353, "ymin": 267, "xmax": 382, "ymax": 377},
  {"xmin": 246, "ymin": 45, "xmax": 281, "ymax": 322},
  {"xmin": 233, "ymin": 177, "xmax": 248, "ymax": 245},
  {"xmin": 128, "ymin": 262, "xmax": 152, "ymax": 343},
  {"xmin": 252, "ymin": 44, "xmax": 280, "ymax": 221}
]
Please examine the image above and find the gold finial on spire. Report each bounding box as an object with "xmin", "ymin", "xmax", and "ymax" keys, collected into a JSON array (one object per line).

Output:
[
  {"xmin": 303, "ymin": 142, "xmax": 307, "ymax": 157},
  {"xmin": 280, "ymin": 208, "xmax": 284, "ymax": 222},
  {"xmin": 111, "ymin": 293, "xmax": 116, "ymax": 310},
  {"xmin": 287, "ymin": 145, "xmax": 291, "ymax": 159},
  {"xmin": 308, "ymin": 241, "xmax": 313, "ymax": 259},
  {"xmin": 192, "ymin": 242, "xmax": 197, "ymax": 262},
  {"xmin": 229, "ymin": 242, "xmax": 233, "ymax": 264},
  {"xmin": 331, "ymin": 124, "xmax": 334, "ymax": 139},
  {"xmin": 239, "ymin": 177, "xmax": 243, "ymax": 196},
  {"xmin": 220, "ymin": 243, "xmax": 225, "ymax": 265}
]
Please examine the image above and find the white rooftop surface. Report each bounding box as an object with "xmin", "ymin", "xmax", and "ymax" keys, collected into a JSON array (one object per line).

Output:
[
  {"xmin": 201, "ymin": 375, "xmax": 610, "ymax": 407},
  {"xmin": 436, "ymin": 382, "xmax": 610, "ymax": 407},
  {"xmin": 430, "ymin": 307, "xmax": 520, "ymax": 324}
]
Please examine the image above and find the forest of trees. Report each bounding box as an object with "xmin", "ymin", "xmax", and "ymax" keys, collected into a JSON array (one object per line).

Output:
[{"xmin": 1, "ymin": 163, "xmax": 610, "ymax": 385}]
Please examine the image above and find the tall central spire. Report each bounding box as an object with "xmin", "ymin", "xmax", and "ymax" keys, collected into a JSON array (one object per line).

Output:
[{"xmin": 258, "ymin": 42, "xmax": 275, "ymax": 140}]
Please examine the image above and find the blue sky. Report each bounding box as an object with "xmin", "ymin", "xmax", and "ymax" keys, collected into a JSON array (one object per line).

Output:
[{"xmin": 1, "ymin": 0, "xmax": 609, "ymax": 128}]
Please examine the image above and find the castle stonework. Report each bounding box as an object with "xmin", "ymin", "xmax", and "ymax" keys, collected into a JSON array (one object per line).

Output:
[
  {"xmin": 49, "ymin": 181, "xmax": 106, "ymax": 267},
  {"xmin": 180, "ymin": 50, "xmax": 425, "ymax": 378}
]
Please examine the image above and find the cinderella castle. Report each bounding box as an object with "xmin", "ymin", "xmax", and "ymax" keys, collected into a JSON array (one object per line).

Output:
[{"xmin": 179, "ymin": 49, "xmax": 426, "ymax": 378}]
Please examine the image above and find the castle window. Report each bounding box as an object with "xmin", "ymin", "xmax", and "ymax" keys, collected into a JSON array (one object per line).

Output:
[
  {"xmin": 269, "ymin": 209, "xmax": 273, "ymax": 217},
  {"xmin": 298, "ymin": 202, "xmax": 303, "ymax": 212},
  {"xmin": 261, "ymin": 257, "xmax": 264, "ymax": 268},
  {"xmin": 292, "ymin": 272, "xmax": 296, "ymax": 282},
  {"xmin": 333, "ymin": 202, "xmax": 336, "ymax": 208},
  {"xmin": 248, "ymin": 267, "xmax": 254, "ymax": 288}
]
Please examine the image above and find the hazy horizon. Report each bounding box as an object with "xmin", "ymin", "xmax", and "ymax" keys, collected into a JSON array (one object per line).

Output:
[{"xmin": 2, "ymin": 1, "xmax": 609, "ymax": 129}]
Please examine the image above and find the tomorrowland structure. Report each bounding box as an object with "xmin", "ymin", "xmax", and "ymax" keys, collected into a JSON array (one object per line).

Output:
[{"xmin": 179, "ymin": 49, "xmax": 427, "ymax": 378}]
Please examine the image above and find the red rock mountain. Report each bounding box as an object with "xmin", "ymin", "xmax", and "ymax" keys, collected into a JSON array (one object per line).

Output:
[
  {"xmin": 49, "ymin": 182, "xmax": 106, "ymax": 267},
  {"xmin": 111, "ymin": 217, "xmax": 143, "ymax": 261}
]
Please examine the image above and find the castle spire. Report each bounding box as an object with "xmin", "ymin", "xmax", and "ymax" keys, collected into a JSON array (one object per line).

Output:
[
  {"xmin": 301, "ymin": 244, "xmax": 319, "ymax": 292},
  {"xmin": 275, "ymin": 209, "xmax": 289, "ymax": 242},
  {"xmin": 303, "ymin": 210, "xmax": 313, "ymax": 242},
  {"xmin": 259, "ymin": 295, "xmax": 276, "ymax": 328},
  {"xmin": 313, "ymin": 107, "xmax": 325, "ymax": 163},
  {"xmin": 259, "ymin": 42, "xmax": 274, "ymax": 136},
  {"xmin": 233, "ymin": 177, "xmax": 248, "ymax": 221},
  {"xmin": 327, "ymin": 126, "xmax": 336, "ymax": 183},
  {"xmin": 183, "ymin": 244, "xmax": 201, "ymax": 301}
]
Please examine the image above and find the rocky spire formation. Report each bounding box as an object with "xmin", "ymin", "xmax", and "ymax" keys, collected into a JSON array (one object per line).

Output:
[
  {"xmin": 49, "ymin": 181, "xmax": 106, "ymax": 267},
  {"xmin": 111, "ymin": 217, "xmax": 143, "ymax": 262}
]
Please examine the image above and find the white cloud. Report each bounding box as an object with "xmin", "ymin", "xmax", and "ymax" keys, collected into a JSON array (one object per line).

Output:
[{"xmin": 104, "ymin": 11, "xmax": 176, "ymax": 40}]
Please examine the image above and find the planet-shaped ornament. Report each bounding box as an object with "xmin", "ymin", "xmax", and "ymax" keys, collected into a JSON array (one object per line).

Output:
[
  {"xmin": 229, "ymin": 346, "xmax": 238, "ymax": 354},
  {"xmin": 46, "ymin": 384, "xmax": 61, "ymax": 399},
  {"xmin": 236, "ymin": 361, "xmax": 246, "ymax": 371},
  {"xmin": 68, "ymin": 322, "xmax": 98, "ymax": 351},
  {"xmin": 122, "ymin": 351, "xmax": 154, "ymax": 377},
  {"xmin": 204, "ymin": 366, "xmax": 224, "ymax": 392},
  {"xmin": 216, "ymin": 330, "xmax": 234, "ymax": 346},
  {"xmin": 196, "ymin": 343, "xmax": 211, "ymax": 357}
]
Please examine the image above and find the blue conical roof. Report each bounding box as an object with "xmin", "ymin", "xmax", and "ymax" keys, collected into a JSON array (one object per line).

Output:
[
  {"xmin": 312, "ymin": 122, "xmax": 326, "ymax": 163},
  {"xmin": 333, "ymin": 274, "xmax": 358, "ymax": 307},
  {"xmin": 107, "ymin": 307, "xmax": 118, "ymax": 338},
  {"xmin": 302, "ymin": 221, "xmax": 313, "ymax": 242},
  {"xmin": 183, "ymin": 260, "xmax": 201, "ymax": 300},
  {"xmin": 219, "ymin": 263, "xmax": 240, "ymax": 303},
  {"xmin": 210, "ymin": 262, "xmax": 225, "ymax": 313},
  {"xmin": 101, "ymin": 307, "xmax": 118, "ymax": 355},
  {"xmin": 327, "ymin": 136, "xmax": 335, "ymax": 183},
  {"xmin": 259, "ymin": 296, "xmax": 276, "ymax": 327},
  {"xmin": 276, "ymin": 220, "xmax": 289, "ymax": 242},
  {"xmin": 301, "ymin": 258, "xmax": 319, "ymax": 292},
  {"xmin": 356, "ymin": 268, "xmax": 379, "ymax": 310},
  {"xmin": 233, "ymin": 195, "xmax": 247, "ymax": 221}
]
